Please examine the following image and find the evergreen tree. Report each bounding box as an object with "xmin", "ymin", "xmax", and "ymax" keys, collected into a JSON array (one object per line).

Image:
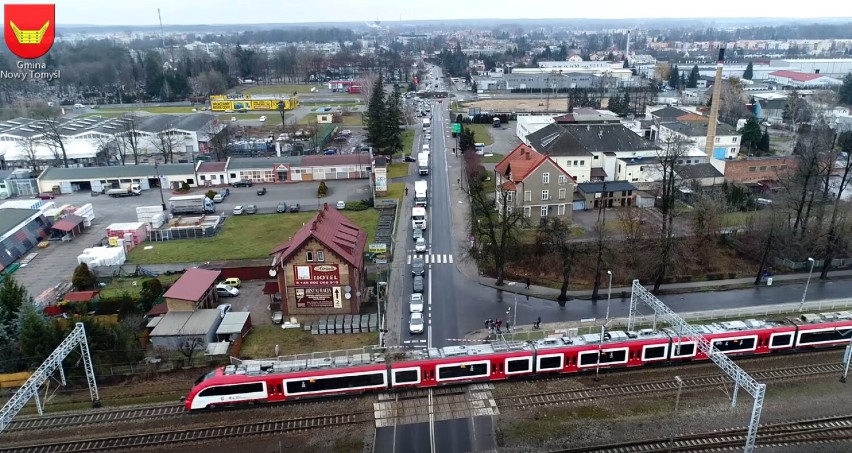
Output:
[
  {"xmin": 679, "ymin": 73, "xmax": 687, "ymax": 90},
  {"xmin": 17, "ymin": 305, "xmax": 57, "ymax": 368},
  {"xmin": 139, "ymin": 278, "xmax": 164, "ymax": 314},
  {"xmin": 740, "ymin": 117, "xmax": 763, "ymax": 152},
  {"xmin": 668, "ymin": 65, "xmax": 680, "ymax": 89},
  {"xmin": 382, "ymin": 85, "xmax": 403, "ymax": 157},
  {"xmin": 459, "ymin": 127, "xmax": 476, "ymax": 153},
  {"xmin": 687, "ymin": 65, "xmax": 700, "ymax": 88},
  {"xmin": 622, "ymin": 90, "xmax": 632, "ymax": 115},
  {"xmin": 759, "ymin": 130, "xmax": 771, "ymax": 153},
  {"xmin": 72, "ymin": 263, "xmax": 95, "ymax": 291},
  {"xmin": 0, "ymin": 276, "xmax": 28, "ymax": 330},
  {"xmin": 743, "ymin": 62, "xmax": 754, "ymax": 80},
  {"xmin": 365, "ymin": 75, "xmax": 386, "ymax": 151},
  {"xmin": 840, "ymin": 73, "xmax": 852, "ymax": 105}
]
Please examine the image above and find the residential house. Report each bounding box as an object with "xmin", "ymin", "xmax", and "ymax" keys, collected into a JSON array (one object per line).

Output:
[
  {"xmin": 676, "ymin": 162, "xmax": 724, "ymax": 187},
  {"xmin": 270, "ymin": 204, "xmax": 368, "ymax": 317},
  {"xmin": 494, "ymin": 144, "xmax": 576, "ymax": 222},
  {"xmin": 526, "ymin": 123, "xmax": 660, "ymax": 184},
  {"xmin": 754, "ymin": 98, "xmax": 786, "ymax": 124},
  {"xmin": 196, "ymin": 160, "xmax": 229, "ymax": 187},
  {"xmin": 657, "ymin": 121, "xmax": 742, "ymax": 159},
  {"xmin": 576, "ymin": 181, "xmax": 638, "ymax": 210}
]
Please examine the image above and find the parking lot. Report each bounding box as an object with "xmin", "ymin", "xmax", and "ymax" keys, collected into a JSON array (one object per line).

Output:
[{"xmin": 10, "ymin": 179, "xmax": 371, "ymax": 302}]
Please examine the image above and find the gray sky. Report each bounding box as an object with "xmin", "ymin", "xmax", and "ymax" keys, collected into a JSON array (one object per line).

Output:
[{"xmin": 14, "ymin": 0, "xmax": 851, "ymax": 26}]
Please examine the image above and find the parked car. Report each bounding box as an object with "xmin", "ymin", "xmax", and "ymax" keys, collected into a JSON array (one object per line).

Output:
[
  {"xmin": 259, "ymin": 115, "xmax": 267, "ymax": 122},
  {"xmin": 216, "ymin": 284, "xmax": 239, "ymax": 297},
  {"xmin": 289, "ymin": 203, "xmax": 301, "ymax": 212},
  {"xmin": 276, "ymin": 202, "xmax": 288, "ymax": 213},
  {"xmin": 222, "ymin": 278, "xmax": 241, "ymax": 288},
  {"xmin": 409, "ymin": 293, "xmax": 424, "ymax": 313},
  {"xmin": 415, "ymin": 237, "xmax": 427, "ymax": 253},
  {"xmin": 233, "ymin": 205, "xmax": 245, "ymax": 215},
  {"xmin": 218, "ymin": 188, "xmax": 230, "ymax": 198},
  {"xmin": 336, "ymin": 201, "xmax": 346, "ymax": 209},
  {"xmin": 216, "ymin": 303, "xmax": 232, "ymax": 318},
  {"xmin": 409, "ymin": 312, "xmax": 424, "ymax": 334},
  {"xmin": 404, "ymin": 155, "xmax": 416, "ymax": 162},
  {"xmin": 212, "ymin": 194, "xmax": 224, "ymax": 203},
  {"xmin": 245, "ymin": 204, "xmax": 258, "ymax": 214},
  {"xmin": 232, "ymin": 179, "xmax": 253, "ymax": 188},
  {"xmin": 256, "ymin": 187, "xmax": 267, "ymax": 195},
  {"xmin": 36, "ymin": 192, "xmax": 55, "ymax": 200},
  {"xmin": 272, "ymin": 311, "xmax": 284, "ymax": 324},
  {"xmin": 411, "ymin": 257, "xmax": 425, "ymax": 276},
  {"xmin": 413, "ymin": 275, "xmax": 424, "ymax": 293}
]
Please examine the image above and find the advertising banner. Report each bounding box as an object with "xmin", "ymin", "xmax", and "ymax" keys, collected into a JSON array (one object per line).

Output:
[
  {"xmin": 295, "ymin": 287, "xmax": 342, "ymax": 308},
  {"xmin": 293, "ymin": 264, "xmax": 341, "ymax": 286}
]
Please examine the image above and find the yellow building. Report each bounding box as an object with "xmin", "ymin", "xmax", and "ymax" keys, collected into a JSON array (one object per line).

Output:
[{"xmin": 209, "ymin": 94, "xmax": 299, "ymax": 112}]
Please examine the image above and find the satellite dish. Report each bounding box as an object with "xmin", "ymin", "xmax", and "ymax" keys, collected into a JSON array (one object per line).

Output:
[
  {"xmin": 345, "ymin": 285, "xmax": 352, "ymax": 292},
  {"xmin": 344, "ymin": 293, "xmax": 351, "ymax": 299},
  {"xmin": 268, "ymin": 269, "xmax": 277, "ymax": 277},
  {"xmin": 356, "ymin": 291, "xmax": 362, "ymax": 297}
]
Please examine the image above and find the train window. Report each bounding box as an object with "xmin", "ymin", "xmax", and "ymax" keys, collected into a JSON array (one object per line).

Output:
[
  {"xmin": 506, "ymin": 358, "xmax": 531, "ymax": 373},
  {"xmin": 194, "ymin": 371, "xmax": 217, "ymax": 385},
  {"xmin": 437, "ymin": 362, "xmax": 489, "ymax": 380},
  {"xmin": 277, "ymin": 384, "xmax": 283, "ymax": 394},
  {"xmin": 672, "ymin": 343, "xmax": 695, "ymax": 356},
  {"xmin": 799, "ymin": 329, "xmax": 852, "ymax": 345},
  {"xmin": 714, "ymin": 338, "xmax": 756, "ymax": 352},
  {"xmin": 771, "ymin": 334, "xmax": 792, "ymax": 347},
  {"xmin": 538, "ymin": 356, "xmax": 562, "ymax": 370},
  {"xmin": 394, "ymin": 370, "xmax": 419, "ymax": 384},
  {"xmin": 643, "ymin": 345, "xmax": 666, "ymax": 359},
  {"xmin": 286, "ymin": 372, "xmax": 385, "ymax": 394},
  {"xmin": 579, "ymin": 352, "xmax": 598, "ymax": 366},
  {"xmin": 599, "ymin": 350, "xmax": 627, "ymax": 364},
  {"xmin": 199, "ymin": 383, "xmax": 264, "ymax": 397}
]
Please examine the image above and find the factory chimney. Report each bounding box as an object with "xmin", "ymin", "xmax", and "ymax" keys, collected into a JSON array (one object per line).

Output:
[
  {"xmin": 625, "ymin": 30, "xmax": 631, "ymax": 58},
  {"xmin": 704, "ymin": 48, "xmax": 725, "ymax": 158}
]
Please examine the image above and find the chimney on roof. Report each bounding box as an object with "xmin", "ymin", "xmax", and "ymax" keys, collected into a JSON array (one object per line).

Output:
[{"xmin": 525, "ymin": 151, "xmax": 530, "ymax": 160}]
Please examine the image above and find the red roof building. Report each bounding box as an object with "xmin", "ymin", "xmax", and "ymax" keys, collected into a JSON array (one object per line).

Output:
[
  {"xmin": 768, "ymin": 70, "xmax": 842, "ymax": 87},
  {"xmin": 494, "ymin": 144, "xmax": 576, "ymax": 222},
  {"xmin": 270, "ymin": 203, "xmax": 368, "ymax": 317},
  {"xmin": 163, "ymin": 268, "xmax": 221, "ymax": 311}
]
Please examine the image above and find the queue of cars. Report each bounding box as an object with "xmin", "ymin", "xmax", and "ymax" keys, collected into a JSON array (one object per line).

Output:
[{"xmin": 410, "ymin": 191, "xmax": 428, "ymax": 334}]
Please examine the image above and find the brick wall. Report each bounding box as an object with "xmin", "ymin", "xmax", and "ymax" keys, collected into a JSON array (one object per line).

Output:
[{"xmin": 724, "ymin": 157, "xmax": 797, "ymax": 184}]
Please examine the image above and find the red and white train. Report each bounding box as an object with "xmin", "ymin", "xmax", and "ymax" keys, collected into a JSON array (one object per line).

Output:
[{"xmin": 184, "ymin": 312, "xmax": 852, "ymax": 410}]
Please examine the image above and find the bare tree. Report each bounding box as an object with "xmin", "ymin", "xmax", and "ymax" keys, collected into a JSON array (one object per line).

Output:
[
  {"xmin": 788, "ymin": 123, "xmax": 835, "ymax": 237},
  {"xmin": 652, "ymin": 136, "xmax": 690, "ymax": 291},
  {"xmin": 119, "ymin": 114, "xmax": 144, "ymax": 165},
  {"xmin": 17, "ymin": 136, "xmax": 41, "ymax": 173},
  {"xmin": 177, "ymin": 337, "xmax": 204, "ymax": 362},
  {"xmin": 536, "ymin": 217, "xmax": 578, "ymax": 303},
  {"xmin": 470, "ymin": 180, "xmax": 528, "ymax": 286},
  {"xmin": 204, "ymin": 121, "xmax": 232, "ymax": 162},
  {"xmin": 818, "ymin": 130, "xmax": 852, "ymax": 279},
  {"xmin": 590, "ymin": 187, "xmax": 611, "ymax": 302},
  {"xmin": 753, "ymin": 206, "xmax": 786, "ymax": 286},
  {"xmin": 717, "ymin": 77, "xmax": 749, "ymax": 126},
  {"xmin": 34, "ymin": 109, "xmax": 69, "ymax": 168},
  {"xmin": 153, "ymin": 129, "xmax": 182, "ymax": 164},
  {"xmin": 359, "ymin": 71, "xmax": 380, "ymax": 105}
]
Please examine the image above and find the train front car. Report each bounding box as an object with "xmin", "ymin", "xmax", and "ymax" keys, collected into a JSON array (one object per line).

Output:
[{"xmin": 185, "ymin": 368, "xmax": 229, "ymax": 410}]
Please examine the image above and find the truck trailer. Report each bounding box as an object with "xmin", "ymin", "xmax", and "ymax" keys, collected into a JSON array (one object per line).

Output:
[
  {"xmin": 169, "ymin": 195, "xmax": 216, "ymax": 215},
  {"xmin": 106, "ymin": 183, "xmax": 141, "ymax": 198},
  {"xmin": 418, "ymin": 153, "xmax": 430, "ymax": 175},
  {"xmin": 414, "ymin": 180, "xmax": 428, "ymax": 207},
  {"xmin": 411, "ymin": 206, "xmax": 427, "ymax": 229}
]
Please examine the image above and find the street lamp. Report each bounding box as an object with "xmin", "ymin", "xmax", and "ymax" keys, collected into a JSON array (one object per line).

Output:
[
  {"xmin": 798, "ymin": 257, "xmax": 816, "ymax": 312},
  {"xmin": 668, "ymin": 376, "xmax": 684, "ymax": 453},
  {"xmin": 154, "ymin": 162, "xmax": 166, "ymax": 213},
  {"xmin": 377, "ymin": 280, "xmax": 387, "ymax": 347},
  {"xmin": 605, "ymin": 270, "xmax": 613, "ymax": 324},
  {"xmin": 507, "ymin": 282, "xmax": 518, "ymax": 326}
]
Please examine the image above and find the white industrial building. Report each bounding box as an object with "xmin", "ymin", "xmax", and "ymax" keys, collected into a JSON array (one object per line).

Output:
[
  {"xmin": 515, "ymin": 115, "xmax": 558, "ymax": 145},
  {"xmin": 38, "ymin": 163, "xmax": 196, "ymax": 194}
]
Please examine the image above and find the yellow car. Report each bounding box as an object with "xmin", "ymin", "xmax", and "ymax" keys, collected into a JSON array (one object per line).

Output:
[{"xmin": 222, "ymin": 278, "xmax": 241, "ymax": 288}]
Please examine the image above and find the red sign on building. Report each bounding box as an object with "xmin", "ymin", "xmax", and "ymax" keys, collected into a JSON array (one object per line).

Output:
[{"xmin": 293, "ymin": 264, "xmax": 341, "ymax": 286}]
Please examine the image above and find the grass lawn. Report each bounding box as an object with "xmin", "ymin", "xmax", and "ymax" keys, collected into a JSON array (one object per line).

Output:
[
  {"xmin": 479, "ymin": 153, "xmax": 504, "ymax": 164},
  {"xmin": 339, "ymin": 113, "xmax": 364, "ymax": 126},
  {"xmin": 99, "ymin": 275, "xmax": 182, "ymax": 299},
  {"xmin": 127, "ymin": 210, "xmax": 380, "ymax": 264},
  {"xmin": 380, "ymin": 182, "xmax": 405, "ymax": 202},
  {"xmin": 239, "ymin": 325, "xmax": 378, "ymax": 359},
  {"xmin": 402, "ymin": 130, "xmax": 415, "ymax": 155},
  {"xmin": 386, "ymin": 162, "xmax": 410, "ymax": 179},
  {"xmin": 464, "ymin": 124, "xmax": 495, "ymax": 146},
  {"xmin": 240, "ymin": 84, "xmax": 321, "ymax": 95},
  {"xmin": 722, "ymin": 210, "xmax": 766, "ymax": 226}
]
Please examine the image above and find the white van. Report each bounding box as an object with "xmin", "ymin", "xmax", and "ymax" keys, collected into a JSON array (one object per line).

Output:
[
  {"xmin": 475, "ymin": 143, "xmax": 486, "ymax": 155},
  {"xmin": 73, "ymin": 103, "xmax": 84, "ymax": 109}
]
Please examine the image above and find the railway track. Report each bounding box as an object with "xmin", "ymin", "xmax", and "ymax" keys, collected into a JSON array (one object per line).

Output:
[
  {"xmin": 4, "ymin": 403, "xmax": 185, "ymax": 432},
  {"xmin": 556, "ymin": 414, "xmax": 852, "ymax": 452},
  {"xmin": 0, "ymin": 411, "xmax": 375, "ymax": 453},
  {"xmin": 501, "ymin": 362, "xmax": 844, "ymax": 410}
]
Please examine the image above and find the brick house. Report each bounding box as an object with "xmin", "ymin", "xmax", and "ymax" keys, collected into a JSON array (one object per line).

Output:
[
  {"xmin": 162, "ymin": 268, "xmax": 221, "ymax": 311},
  {"xmin": 723, "ymin": 156, "xmax": 797, "ymax": 192},
  {"xmin": 270, "ymin": 204, "xmax": 367, "ymax": 318},
  {"xmin": 494, "ymin": 144, "xmax": 576, "ymax": 222}
]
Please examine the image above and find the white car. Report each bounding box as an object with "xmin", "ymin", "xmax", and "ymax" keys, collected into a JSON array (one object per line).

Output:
[
  {"xmin": 409, "ymin": 293, "xmax": 424, "ymax": 313},
  {"xmin": 233, "ymin": 205, "xmax": 245, "ymax": 215},
  {"xmin": 216, "ymin": 284, "xmax": 239, "ymax": 297},
  {"xmin": 415, "ymin": 237, "xmax": 427, "ymax": 253},
  {"xmin": 258, "ymin": 115, "xmax": 267, "ymax": 122},
  {"xmin": 336, "ymin": 200, "xmax": 346, "ymax": 209},
  {"xmin": 409, "ymin": 312, "xmax": 425, "ymax": 334},
  {"xmin": 212, "ymin": 194, "xmax": 224, "ymax": 203}
]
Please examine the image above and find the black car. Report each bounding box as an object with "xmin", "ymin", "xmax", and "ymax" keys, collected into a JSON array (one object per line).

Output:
[
  {"xmin": 232, "ymin": 179, "xmax": 252, "ymax": 188},
  {"xmin": 404, "ymin": 155, "xmax": 416, "ymax": 162},
  {"xmin": 276, "ymin": 202, "xmax": 287, "ymax": 213},
  {"xmin": 257, "ymin": 187, "xmax": 267, "ymax": 195},
  {"xmin": 289, "ymin": 203, "xmax": 301, "ymax": 212}
]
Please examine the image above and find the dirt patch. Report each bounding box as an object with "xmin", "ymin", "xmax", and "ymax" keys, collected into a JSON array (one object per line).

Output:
[{"xmin": 463, "ymin": 98, "xmax": 563, "ymax": 113}]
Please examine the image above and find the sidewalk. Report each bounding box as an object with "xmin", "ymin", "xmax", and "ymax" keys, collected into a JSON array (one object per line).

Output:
[{"xmin": 476, "ymin": 269, "xmax": 852, "ymax": 301}]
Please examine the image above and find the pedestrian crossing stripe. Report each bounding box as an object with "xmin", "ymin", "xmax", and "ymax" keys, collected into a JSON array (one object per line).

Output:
[
  {"xmin": 407, "ymin": 254, "xmax": 454, "ymax": 264},
  {"xmin": 403, "ymin": 339, "xmax": 427, "ymax": 344}
]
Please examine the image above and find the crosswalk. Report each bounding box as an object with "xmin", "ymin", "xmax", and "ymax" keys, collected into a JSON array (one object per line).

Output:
[
  {"xmin": 407, "ymin": 254, "xmax": 454, "ymax": 264},
  {"xmin": 403, "ymin": 339, "xmax": 427, "ymax": 345}
]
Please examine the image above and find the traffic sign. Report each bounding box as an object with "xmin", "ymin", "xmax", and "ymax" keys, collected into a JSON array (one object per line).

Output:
[{"xmin": 452, "ymin": 123, "xmax": 461, "ymax": 134}]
